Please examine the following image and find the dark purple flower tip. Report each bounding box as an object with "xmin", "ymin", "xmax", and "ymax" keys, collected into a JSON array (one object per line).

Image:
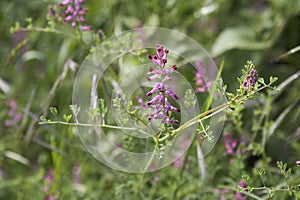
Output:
[
  {"xmin": 296, "ymin": 160, "xmax": 300, "ymax": 166},
  {"xmin": 146, "ymin": 91, "xmax": 153, "ymax": 96},
  {"xmin": 150, "ymin": 56, "xmax": 161, "ymax": 66},
  {"xmin": 171, "ymin": 106, "xmax": 180, "ymax": 112},
  {"xmin": 147, "ymin": 94, "xmax": 163, "ymax": 106},
  {"xmin": 148, "ymin": 54, "xmax": 152, "ymax": 60},
  {"xmin": 48, "ymin": 5, "xmax": 56, "ymax": 17},
  {"xmin": 166, "ymin": 86, "xmax": 180, "ymax": 100},
  {"xmin": 156, "ymin": 49, "xmax": 164, "ymax": 59},
  {"xmin": 172, "ymin": 65, "xmax": 177, "ymax": 70},
  {"xmin": 166, "ymin": 118, "xmax": 179, "ymax": 124},
  {"xmin": 165, "ymin": 48, "xmax": 169, "ymax": 54},
  {"xmin": 146, "ymin": 83, "xmax": 163, "ymax": 96},
  {"xmin": 146, "ymin": 74, "xmax": 161, "ymax": 81},
  {"xmin": 243, "ymin": 81, "xmax": 248, "ymax": 88}
]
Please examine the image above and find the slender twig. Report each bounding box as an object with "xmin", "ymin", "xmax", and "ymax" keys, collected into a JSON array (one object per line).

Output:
[
  {"xmin": 171, "ymin": 84, "xmax": 271, "ymax": 137},
  {"xmin": 17, "ymin": 27, "xmax": 77, "ymax": 38},
  {"xmin": 272, "ymin": 45, "xmax": 300, "ymax": 62},
  {"xmin": 128, "ymin": 112, "xmax": 158, "ymax": 140},
  {"xmin": 39, "ymin": 120, "xmax": 150, "ymax": 136},
  {"xmin": 196, "ymin": 141, "xmax": 206, "ymax": 182}
]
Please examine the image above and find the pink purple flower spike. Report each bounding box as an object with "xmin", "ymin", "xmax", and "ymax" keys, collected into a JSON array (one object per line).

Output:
[
  {"xmin": 43, "ymin": 168, "xmax": 54, "ymax": 183},
  {"xmin": 45, "ymin": 195, "xmax": 57, "ymax": 200},
  {"xmin": 223, "ymin": 132, "xmax": 238, "ymax": 155},
  {"xmin": 4, "ymin": 100, "xmax": 23, "ymax": 127},
  {"xmin": 146, "ymin": 44, "xmax": 180, "ymax": 125},
  {"xmin": 72, "ymin": 163, "xmax": 81, "ymax": 184},
  {"xmin": 243, "ymin": 69, "xmax": 258, "ymax": 90},
  {"xmin": 60, "ymin": 0, "xmax": 92, "ymax": 31}
]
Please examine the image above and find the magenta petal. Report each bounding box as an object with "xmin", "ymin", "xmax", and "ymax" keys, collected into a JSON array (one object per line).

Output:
[{"xmin": 79, "ymin": 26, "xmax": 92, "ymax": 31}]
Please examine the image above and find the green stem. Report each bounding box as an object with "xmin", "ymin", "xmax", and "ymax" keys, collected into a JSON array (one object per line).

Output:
[
  {"xmin": 171, "ymin": 84, "xmax": 271, "ymax": 137},
  {"xmin": 128, "ymin": 112, "xmax": 158, "ymax": 141},
  {"xmin": 172, "ymin": 102, "xmax": 231, "ymax": 136},
  {"xmin": 18, "ymin": 27, "xmax": 76, "ymax": 38},
  {"xmin": 39, "ymin": 120, "xmax": 149, "ymax": 135}
]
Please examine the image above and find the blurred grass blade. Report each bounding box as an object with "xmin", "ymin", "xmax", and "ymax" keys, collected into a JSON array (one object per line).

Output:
[
  {"xmin": 4, "ymin": 151, "xmax": 30, "ymax": 166},
  {"xmin": 0, "ymin": 77, "xmax": 11, "ymax": 94},
  {"xmin": 268, "ymin": 96, "xmax": 300, "ymax": 138},
  {"xmin": 273, "ymin": 70, "xmax": 300, "ymax": 99}
]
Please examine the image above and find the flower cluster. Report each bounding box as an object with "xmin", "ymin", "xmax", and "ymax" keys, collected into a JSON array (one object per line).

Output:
[
  {"xmin": 235, "ymin": 181, "xmax": 248, "ymax": 200},
  {"xmin": 146, "ymin": 44, "xmax": 180, "ymax": 124},
  {"xmin": 215, "ymin": 180, "xmax": 248, "ymax": 200},
  {"xmin": 194, "ymin": 60, "xmax": 212, "ymax": 93},
  {"xmin": 43, "ymin": 168, "xmax": 57, "ymax": 200},
  {"xmin": 60, "ymin": 0, "xmax": 92, "ymax": 31},
  {"xmin": 4, "ymin": 100, "xmax": 22, "ymax": 127},
  {"xmin": 72, "ymin": 163, "xmax": 81, "ymax": 184},
  {"xmin": 223, "ymin": 133, "xmax": 247, "ymax": 162},
  {"xmin": 223, "ymin": 132, "xmax": 238, "ymax": 155},
  {"xmin": 243, "ymin": 69, "xmax": 258, "ymax": 90}
]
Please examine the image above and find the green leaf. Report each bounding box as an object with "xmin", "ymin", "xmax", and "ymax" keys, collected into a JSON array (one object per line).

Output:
[
  {"xmin": 82, "ymin": 31, "xmax": 93, "ymax": 45},
  {"xmin": 211, "ymin": 26, "xmax": 273, "ymax": 57},
  {"xmin": 63, "ymin": 114, "xmax": 72, "ymax": 123},
  {"xmin": 49, "ymin": 107, "xmax": 58, "ymax": 117},
  {"xmin": 40, "ymin": 116, "xmax": 49, "ymax": 122},
  {"xmin": 258, "ymin": 77, "xmax": 265, "ymax": 85},
  {"xmin": 269, "ymin": 76, "xmax": 278, "ymax": 84}
]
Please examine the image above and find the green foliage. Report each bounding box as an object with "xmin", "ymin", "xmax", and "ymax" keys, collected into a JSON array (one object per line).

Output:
[{"xmin": 1, "ymin": 0, "xmax": 300, "ymax": 199}]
